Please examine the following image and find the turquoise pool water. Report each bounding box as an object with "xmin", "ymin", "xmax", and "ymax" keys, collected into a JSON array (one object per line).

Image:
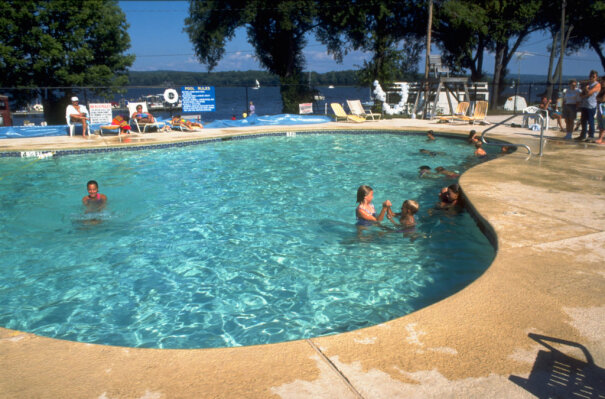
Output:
[{"xmin": 0, "ymin": 132, "xmax": 496, "ymax": 348}]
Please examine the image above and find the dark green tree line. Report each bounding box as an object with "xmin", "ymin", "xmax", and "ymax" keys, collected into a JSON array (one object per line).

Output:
[{"xmin": 0, "ymin": 0, "xmax": 134, "ymax": 124}]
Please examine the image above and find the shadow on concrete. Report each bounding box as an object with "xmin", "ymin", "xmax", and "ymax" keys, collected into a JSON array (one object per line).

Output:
[{"xmin": 509, "ymin": 333, "xmax": 605, "ymax": 398}]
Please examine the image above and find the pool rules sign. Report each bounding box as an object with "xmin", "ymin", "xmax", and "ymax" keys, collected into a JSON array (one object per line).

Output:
[{"xmin": 181, "ymin": 86, "xmax": 216, "ymax": 113}]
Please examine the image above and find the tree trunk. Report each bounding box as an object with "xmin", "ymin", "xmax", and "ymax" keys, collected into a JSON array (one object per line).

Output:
[
  {"xmin": 545, "ymin": 31, "xmax": 559, "ymax": 101},
  {"xmin": 491, "ymin": 45, "xmax": 505, "ymax": 110}
]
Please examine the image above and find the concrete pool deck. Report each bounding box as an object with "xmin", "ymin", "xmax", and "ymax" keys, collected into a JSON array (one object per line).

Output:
[{"xmin": 1, "ymin": 116, "xmax": 604, "ymax": 398}]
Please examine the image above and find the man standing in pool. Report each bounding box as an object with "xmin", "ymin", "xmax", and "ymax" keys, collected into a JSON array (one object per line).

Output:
[{"xmin": 82, "ymin": 180, "xmax": 107, "ymax": 212}]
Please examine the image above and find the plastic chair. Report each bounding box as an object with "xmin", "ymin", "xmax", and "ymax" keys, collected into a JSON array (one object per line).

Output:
[
  {"xmin": 127, "ymin": 102, "xmax": 164, "ymax": 133},
  {"xmin": 523, "ymin": 106, "xmax": 549, "ymax": 130},
  {"xmin": 453, "ymin": 101, "xmax": 489, "ymax": 124},
  {"xmin": 65, "ymin": 108, "xmax": 89, "ymax": 137},
  {"xmin": 330, "ymin": 103, "xmax": 366, "ymax": 123},
  {"xmin": 347, "ymin": 100, "xmax": 381, "ymax": 120},
  {"xmin": 438, "ymin": 101, "xmax": 470, "ymax": 122}
]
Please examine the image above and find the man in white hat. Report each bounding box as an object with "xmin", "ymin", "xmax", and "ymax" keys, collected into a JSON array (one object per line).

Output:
[{"xmin": 65, "ymin": 96, "xmax": 90, "ymax": 137}]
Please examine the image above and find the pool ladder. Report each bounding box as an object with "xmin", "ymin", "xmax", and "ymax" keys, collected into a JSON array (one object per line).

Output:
[{"xmin": 480, "ymin": 113, "xmax": 547, "ymax": 158}]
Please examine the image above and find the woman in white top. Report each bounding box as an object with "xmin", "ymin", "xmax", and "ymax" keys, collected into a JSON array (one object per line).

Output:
[{"xmin": 562, "ymin": 80, "xmax": 581, "ymax": 139}]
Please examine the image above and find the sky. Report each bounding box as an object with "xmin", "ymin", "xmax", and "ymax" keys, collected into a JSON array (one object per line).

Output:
[{"xmin": 120, "ymin": 1, "xmax": 602, "ymax": 78}]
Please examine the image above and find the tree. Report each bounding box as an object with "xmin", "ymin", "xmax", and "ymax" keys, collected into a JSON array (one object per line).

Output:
[
  {"xmin": 0, "ymin": 0, "xmax": 134, "ymax": 124},
  {"xmin": 550, "ymin": 0, "xmax": 605, "ymax": 73},
  {"xmin": 185, "ymin": 0, "xmax": 318, "ymax": 113},
  {"xmin": 434, "ymin": 0, "xmax": 489, "ymax": 80},
  {"xmin": 434, "ymin": 0, "xmax": 542, "ymax": 108},
  {"xmin": 316, "ymin": 0, "xmax": 425, "ymax": 87}
]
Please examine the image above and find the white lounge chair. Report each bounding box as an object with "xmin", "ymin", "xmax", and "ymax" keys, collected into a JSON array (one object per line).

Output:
[
  {"xmin": 347, "ymin": 100, "xmax": 381, "ymax": 121},
  {"xmin": 331, "ymin": 103, "xmax": 366, "ymax": 122},
  {"xmin": 127, "ymin": 102, "xmax": 164, "ymax": 133}
]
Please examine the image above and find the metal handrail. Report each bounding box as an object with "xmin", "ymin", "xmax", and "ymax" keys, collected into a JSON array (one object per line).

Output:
[{"xmin": 479, "ymin": 114, "xmax": 533, "ymax": 158}]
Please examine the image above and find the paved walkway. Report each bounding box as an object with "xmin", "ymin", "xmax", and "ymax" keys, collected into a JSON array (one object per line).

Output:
[{"xmin": 1, "ymin": 116, "xmax": 604, "ymax": 398}]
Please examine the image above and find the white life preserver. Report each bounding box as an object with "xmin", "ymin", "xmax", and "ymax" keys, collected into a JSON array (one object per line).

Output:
[{"xmin": 164, "ymin": 88, "xmax": 179, "ymax": 104}]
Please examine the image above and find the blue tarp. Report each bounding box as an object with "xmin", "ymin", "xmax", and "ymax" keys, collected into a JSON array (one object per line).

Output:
[
  {"xmin": 204, "ymin": 114, "xmax": 332, "ymax": 129},
  {"xmin": 0, "ymin": 125, "xmax": 70, "ymax": 139},
  {"xmin": 0, "ymin": 123, "xmax": 108, "ymax": 139},
  {"xmin": 0, "ymin": 114, "xmax": 332, "ymax": 139}
]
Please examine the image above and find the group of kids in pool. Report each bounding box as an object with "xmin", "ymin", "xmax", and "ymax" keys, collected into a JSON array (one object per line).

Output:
[
  {"xmin": 355, "ymin": 130, "xmax": 486, "ymax": 232},
  {"xmin": 84, "ymin": 130, "xmax": 490, "ymax": 231},
  {"xmin": 355, "ymin": 182, "xmax": 462, "ymax": 232}
]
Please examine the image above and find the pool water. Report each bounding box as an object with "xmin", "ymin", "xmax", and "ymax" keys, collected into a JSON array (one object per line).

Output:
[{"xmin": 0, "ymin": 132, "xmax": 496, "ymax": 348}]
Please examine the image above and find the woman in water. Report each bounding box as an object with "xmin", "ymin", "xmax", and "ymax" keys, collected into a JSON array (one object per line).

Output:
[{"xmin": 356, "ymin": 185, "xmax": 391, "ymax": 227}]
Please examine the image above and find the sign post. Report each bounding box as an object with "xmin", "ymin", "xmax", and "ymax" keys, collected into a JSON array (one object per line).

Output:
[{"xmin": 88, "ymin": 103, "xmax": 113, "ymax": 124}]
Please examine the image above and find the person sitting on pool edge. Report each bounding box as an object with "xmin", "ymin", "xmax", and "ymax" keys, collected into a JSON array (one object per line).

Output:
[
  {"xmin": 387, "ymin": 199, "xmax": 419, "ymax": 228},
  {"xmin": 82, "ymin": 180, "xmax": 107, "ymax": 211},
  {"xmin": 356, "ymin": 185, "xmax": 391, "ymax": 226}
]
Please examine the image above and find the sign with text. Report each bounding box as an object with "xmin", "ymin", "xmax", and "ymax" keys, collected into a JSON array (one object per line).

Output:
[
  {"xmin": 181, "ymin": 86, "xmax": 216, "ymax": 113},
  {"xmin": 88, "ymin": 103, "xmax": 113, "ymax": 124},
  {"xmin": 299, "ymin": 103, "xmax": 313, "ymax": 114}
]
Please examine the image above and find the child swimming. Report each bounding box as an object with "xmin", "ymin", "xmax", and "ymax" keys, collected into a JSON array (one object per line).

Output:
[
  {"xmin": 387, "ymin": 199, "xmax": 419, "ymax": 228},
  {"xmin": 82, "ymin": 180, "xmax": 107, "ymax": 212},
  {"xmin": 355, "ymin": 185, "xmax": 391, "ymax": 226},
  {"xmin": 435, "ymin": 166, "xmax": 460, "ymax": 178},
  {"xmin": 474, "ymin": 141, "xmax": 487, "ymax": 157}
]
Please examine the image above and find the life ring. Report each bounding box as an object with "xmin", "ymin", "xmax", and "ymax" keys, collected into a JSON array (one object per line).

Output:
[{"xmin": 164, "ymin": 89, "xmax": 179, "ymax": 104}]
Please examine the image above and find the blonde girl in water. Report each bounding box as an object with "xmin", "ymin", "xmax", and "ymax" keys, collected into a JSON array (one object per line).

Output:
[{"xmin": 355, "ymin": 185, "xmax": 391, "ymax": 227}]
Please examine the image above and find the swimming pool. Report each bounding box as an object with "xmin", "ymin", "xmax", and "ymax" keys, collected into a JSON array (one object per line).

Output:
[{"xmin": 0, "ymin": 132, "xmax": 496, "ymax": 348}]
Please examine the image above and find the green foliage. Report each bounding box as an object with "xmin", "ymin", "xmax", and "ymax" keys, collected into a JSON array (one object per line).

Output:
[
  {"xmin": 543, "ymin": 0, "xmax": 605, "ymax": 71},
  {"xmin": 315, "ymin": 0, "xmax": 425, "ymax": 87},
  {"xmin": 0, "ymin": 0, "xmax": 134, "ymax": 123},
  {"xmin": 185, "ymin": 0, "xmax": 318, "ymax": 112},
  {"xmin": 434, "ymin": 0, "xmax": 543, "ymax": 107}
]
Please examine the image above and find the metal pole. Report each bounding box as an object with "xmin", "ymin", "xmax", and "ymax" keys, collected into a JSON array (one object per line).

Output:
[
  {"xmin": 245, "ymin": 86, "xmax": 249, "ymax": 116},
  {"xmin": 423, "ymin": 0, "xmax": 433, "ymax": 119},
  {"xmin": 558, "ymin": 0, "xmax": 566, "ymax": 94}
]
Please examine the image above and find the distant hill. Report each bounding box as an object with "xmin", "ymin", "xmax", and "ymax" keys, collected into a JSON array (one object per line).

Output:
[{"xmin": 127, "ymin": 70, "xmax": 587, "ymax": 87}]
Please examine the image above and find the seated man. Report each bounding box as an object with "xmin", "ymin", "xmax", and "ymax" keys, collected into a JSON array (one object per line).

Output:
[
  {"xmin": 538, "ymin": 96, "xmax": 564, "ymax": 131},
  {"xmin": 66, "ymin": 96, "xmax": 90, "ymax": 137}
]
